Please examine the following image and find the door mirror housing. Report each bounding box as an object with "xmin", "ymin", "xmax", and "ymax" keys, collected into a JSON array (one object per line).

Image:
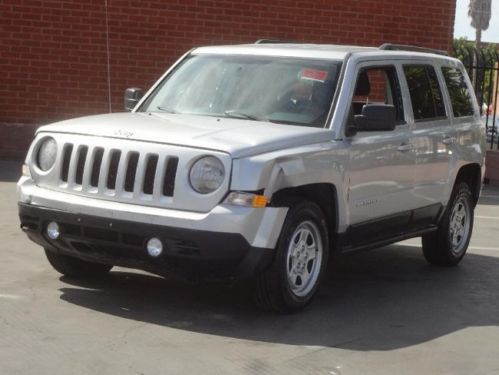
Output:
[
  {"xmin": 124, "ymin": 88, "xmax": 144, "ymax": 111},
  {"xmin": 354, "ymin": 104, "xmax": 396, "ymax": 132}
]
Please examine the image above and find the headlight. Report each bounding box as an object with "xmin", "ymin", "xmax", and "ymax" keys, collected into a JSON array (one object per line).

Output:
[
  {"xmin": 37, "ymin": 137, "xmax": 57, "ymax": 171},
  {"xmin": 189, "ymin": 156, "xmax": 225, "ymax": 194}
]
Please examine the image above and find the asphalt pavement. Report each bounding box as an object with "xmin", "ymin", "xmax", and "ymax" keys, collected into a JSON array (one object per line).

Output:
[{"xmin": 1, "ymin": 160, "xmax": 499, "ymax": 375}]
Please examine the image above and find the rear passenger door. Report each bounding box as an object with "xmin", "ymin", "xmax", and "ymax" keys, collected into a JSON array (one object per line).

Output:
[
  {"xmin": 402, "ymin": 63, "xmax": 456, "ymax": 208},
  {"xmin": 440, "ymin": 65, "xmax": 481, "ymax": 199}
]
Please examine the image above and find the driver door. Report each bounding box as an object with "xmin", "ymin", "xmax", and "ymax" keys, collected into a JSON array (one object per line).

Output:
[{"xmin": 345, "ymin": 63, "xmax": 416, "ymax": 247}]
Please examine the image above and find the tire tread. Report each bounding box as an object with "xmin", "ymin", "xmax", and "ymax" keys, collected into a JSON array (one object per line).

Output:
[
  {"xmin": 253, "ymin": 201, "xmax": 329, "ymax": 312},
  {"xmin": 422, "ymin": 181, "xmax": 473, "ymax": 267}
]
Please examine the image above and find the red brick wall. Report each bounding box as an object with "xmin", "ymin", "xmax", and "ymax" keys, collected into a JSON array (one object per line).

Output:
[{"xmin": 0, "ymin": 0, "xmax": 456, "ymax": 158}]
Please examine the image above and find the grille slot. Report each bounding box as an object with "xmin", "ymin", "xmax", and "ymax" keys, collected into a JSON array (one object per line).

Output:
[
  {"xmin": 106, "ymin": 150, "xmax": 121, "ymax": 190},
  {"xmin": 143, "ymin": 154, "xmax": 158, "ymax": 195},
  {"xmin": 124, "ymin": 152, "xmax": 139, "ymax": 192},
  {"xmin": 163, "ymin": 157, "xmax": 179, "ymax": 197},
  {"xmin": 75, "ymin": 146, "xmax": 88, "ymax": 185},
  {"xmin": 62, "ymin": 223, "xmax": 80, "ymax": 236},
  {"xmin": 123, "ymin": 233, "xmax": 146, "ymax": 246},
  {"xmin": 61, "ymin": 144, "xmax": 73, "ymax": 182},
  {"xmin": 83, "ymin": 226, "xmax": 119, "ymax": 242},
  {"xmin": 174, "ymin": 239, "xmax": 200, "ymax": 255},
  {"xmin": 91, "ymin": 148, "xmax": 104, "ymax": 187}
]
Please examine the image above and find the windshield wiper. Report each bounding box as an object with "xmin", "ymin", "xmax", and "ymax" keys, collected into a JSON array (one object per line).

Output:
[
  {"xmin": 267, "ymin": 119, "xmax": 303, "ymax": 125},
  {"xmin": 223, "ymin": 110, "xmax": 261, "ymax": 121},
  {"xmin": 157, "ymin": 106, "xmax": 179, "ymax": 114}
]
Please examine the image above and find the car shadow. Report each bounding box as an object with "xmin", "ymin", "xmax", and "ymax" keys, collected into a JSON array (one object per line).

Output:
[{"xmin": 58, "ymin": 244, "xmax": 499, "ymax": 351}]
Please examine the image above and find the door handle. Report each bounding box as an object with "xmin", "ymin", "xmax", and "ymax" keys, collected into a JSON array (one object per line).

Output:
[
  {"xmin": 397, "ymin": 143, "xmax": 413, "ymax": 152},
  {"xmin": 442, "ymin": 136, "xmax": 457, "ymax": 145}
]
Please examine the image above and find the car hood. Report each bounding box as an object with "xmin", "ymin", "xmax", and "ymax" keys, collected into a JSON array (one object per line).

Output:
[{"xmin": 37, "ymin": 112, "xmax": 334, "ymax": 158}]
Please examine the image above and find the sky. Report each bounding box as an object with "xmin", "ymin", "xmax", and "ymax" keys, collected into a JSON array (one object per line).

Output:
[{"xmin": 454, "ymin": 0, "xmax": 499, "ymax": 42}]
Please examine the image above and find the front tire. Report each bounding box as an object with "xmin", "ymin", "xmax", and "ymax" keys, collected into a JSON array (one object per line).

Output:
[
  {"xmin": 422, "ymin": 182, "xmax": 474, "ymax": 266},
  {"xmin": 254, "ymin": 201, "xmax": 329, "ymax": 312},
  {"xmin": 44, "ymin": 249, "xmax": 113, "ymax": 278}
]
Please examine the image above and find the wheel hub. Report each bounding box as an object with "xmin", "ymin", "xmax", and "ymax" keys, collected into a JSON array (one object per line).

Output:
[
  {"xmin": 286, "ymin": 221, "xmax": 323, "ymax": 297},
  {"xmin": 449, "ymin": 197, "xmax": 471, "ymax": 254}
]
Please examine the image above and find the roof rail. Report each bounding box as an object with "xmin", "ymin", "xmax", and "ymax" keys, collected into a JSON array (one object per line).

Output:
[
  {"xmin": 255, "ymin": 39, "xmax": 303, "ymax": 44},
  {"xmin": 379, "ymin": 43, "xmax": 448, "ymax": 56}
]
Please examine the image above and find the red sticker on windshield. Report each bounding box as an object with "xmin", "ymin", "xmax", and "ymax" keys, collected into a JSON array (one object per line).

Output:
[{"xmin": 301, "ymin": 68, "xmax": 328, "ymax": 82}]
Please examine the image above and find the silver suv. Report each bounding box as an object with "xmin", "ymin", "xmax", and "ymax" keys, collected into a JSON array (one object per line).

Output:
[{"xmin": 18, "ymin": 42, "xmax": 485, "ymax": 312}]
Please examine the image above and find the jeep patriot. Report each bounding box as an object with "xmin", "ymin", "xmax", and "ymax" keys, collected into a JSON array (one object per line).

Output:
[{"xmin": 18, "ymin": 42, "xmax": 485, "ymax": 311}]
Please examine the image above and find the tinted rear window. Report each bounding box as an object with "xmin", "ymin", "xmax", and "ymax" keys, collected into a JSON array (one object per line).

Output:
[
  {"xmin": 441, "ymin": 67, "xmax": 475, "ymax": 117},
  {"xmin": 403, "ymin": 65, "xmax": 446, "ymax": 121}
]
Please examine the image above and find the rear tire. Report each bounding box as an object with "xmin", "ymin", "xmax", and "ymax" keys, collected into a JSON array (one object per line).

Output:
[
  {"xmin": 422, "ymin": 182, "xmax": 474, "ymax": 266},
  {"xmin": 254, "ymin": 201, "xmax": 329, "ymax": 312},
  {"xmin": 44, "ymin": 249, "xmax": 113, "ymax": 278}
]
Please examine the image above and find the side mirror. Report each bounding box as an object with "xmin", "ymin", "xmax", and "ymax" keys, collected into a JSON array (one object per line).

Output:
[
  {"xmin": 124, "ymin": 87, "xmax": 144, "ymax": 111},
  {"xmin": 354, "ymin": 104, "xmax": 396, "ymax": 132}
]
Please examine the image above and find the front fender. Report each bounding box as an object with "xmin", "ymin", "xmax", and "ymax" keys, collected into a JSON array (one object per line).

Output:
[{"xmin": 230, "ymin": 142, "xmax": 350, "ymax": 231}]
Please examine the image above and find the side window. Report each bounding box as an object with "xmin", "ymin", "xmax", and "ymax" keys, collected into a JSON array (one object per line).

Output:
[
  {"xmin": 349, "ymin": 66, "xmax": 404, "ymax": 125},
  {"xmin": 403, "ymin": 65, "xmax": 446, "ymax": 121},
  {"xmin": 441, "ymin": 67, "xmax": 475, "ymax": 117}
]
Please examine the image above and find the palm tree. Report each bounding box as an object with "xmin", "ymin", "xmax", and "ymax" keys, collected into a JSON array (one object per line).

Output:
[{"xmin": 468, "ymin": 0, "xmax": 492, "ymax": 47}]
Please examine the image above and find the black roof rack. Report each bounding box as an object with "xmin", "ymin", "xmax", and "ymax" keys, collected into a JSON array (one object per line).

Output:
[
  {"xmin": 255, "ymin": 39, "xmax": 303, "ymax": 44},
  {"xmin": 379, "ymin": 43, "xmax": 448, "ymax": 56}
]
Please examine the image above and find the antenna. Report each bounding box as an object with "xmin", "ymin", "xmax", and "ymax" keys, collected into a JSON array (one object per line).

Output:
[{"xmin": 104, "ymin": 0, "xmax": 112, "ymax": 112}]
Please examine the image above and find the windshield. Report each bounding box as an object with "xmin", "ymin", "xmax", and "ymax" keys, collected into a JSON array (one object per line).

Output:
[{"xmin": 140, "ymin": 54, "xmax": 341, "ymax": 127}]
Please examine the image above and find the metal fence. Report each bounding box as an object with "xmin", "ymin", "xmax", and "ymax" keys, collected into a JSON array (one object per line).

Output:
[{"xmin": 454, "ymin": 45, "xmax": 499, "ymax": 149}]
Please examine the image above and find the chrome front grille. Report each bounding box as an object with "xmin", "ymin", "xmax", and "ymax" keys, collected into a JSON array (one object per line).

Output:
[{"xmin": 59, "ymin": 143, "xmax": 179, "ymax": 199}]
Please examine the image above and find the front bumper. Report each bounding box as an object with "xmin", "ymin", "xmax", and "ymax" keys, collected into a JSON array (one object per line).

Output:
[
  {"xmin": 17, "ymin": 177, "xmax": 288, "ymax": 249},
  {"xmin": 19, "ymin": 203, "xmax": 274, "ymax": 281}
]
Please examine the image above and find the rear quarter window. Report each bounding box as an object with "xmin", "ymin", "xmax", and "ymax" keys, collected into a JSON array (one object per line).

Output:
[{"xmin": 441, "ymin": 67, "xmax": 475, "ymax": 117}]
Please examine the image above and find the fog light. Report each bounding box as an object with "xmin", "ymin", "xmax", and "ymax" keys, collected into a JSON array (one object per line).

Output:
[
  {"xmin": 46, "ymin": 222, "xmax": 60, "ymax": 240},
  {"xmin": 146, "ymin": 237, "xmax": 163, "ymax": 257}
]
